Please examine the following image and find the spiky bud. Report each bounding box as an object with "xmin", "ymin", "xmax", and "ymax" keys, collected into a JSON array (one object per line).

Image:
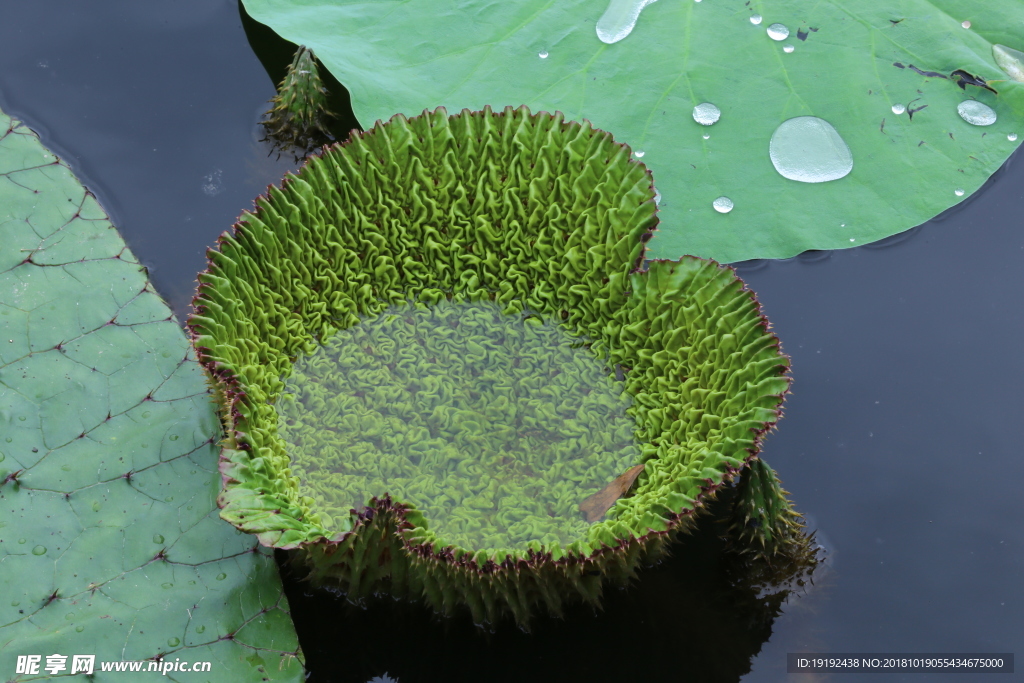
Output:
[{"xmin": 261, "ymin": 45, "xmax": 334, "ymax": 151}]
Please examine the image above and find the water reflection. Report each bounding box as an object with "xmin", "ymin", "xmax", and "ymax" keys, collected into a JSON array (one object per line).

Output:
[{"xmin": 280, "ymin": 491, "xmax": 813, "ymax": 683}]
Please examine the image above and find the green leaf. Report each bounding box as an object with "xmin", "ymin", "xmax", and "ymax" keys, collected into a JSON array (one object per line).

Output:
[
  {"xmin": 0, "ymin": 110, "xmax": 303, "ymax": 681},
  {"xmin": 241, "ymin": 0, "xmax": 1024, "ymax": 261}
]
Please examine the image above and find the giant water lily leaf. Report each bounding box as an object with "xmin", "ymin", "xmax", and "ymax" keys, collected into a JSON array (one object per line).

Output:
[
  {"xmin": 0, "ymin": 110, "xmax": 303, "ymax": 680},
  {"xmin": 241, "ymin": 0, "xmax": 1024, "ymax": 261}
]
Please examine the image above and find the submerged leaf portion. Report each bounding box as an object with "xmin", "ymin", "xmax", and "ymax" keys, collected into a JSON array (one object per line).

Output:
[
  {"xmin": 0, "ymin": 109, "xmax": 303, "ymax": 680},
  {"xmin": 190, "ymin": 106, "xmax": 791, "ymax": 625},
  {"xmin": 241, "ymin": 0, "xmax": 1024, "ymax": 261},
  {"xmin": 279, "ymin": 299, "xmax": 641, "ymax": 551}
]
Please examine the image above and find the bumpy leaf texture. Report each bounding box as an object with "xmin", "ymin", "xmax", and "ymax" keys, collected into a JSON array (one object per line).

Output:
[
  {"xmin": 241, "ymin": 0, "xmax": 1024, "ymax": 262},
  {"xmin": 0, "ymin": 110, "xmax": 303, "ymax": 681}
]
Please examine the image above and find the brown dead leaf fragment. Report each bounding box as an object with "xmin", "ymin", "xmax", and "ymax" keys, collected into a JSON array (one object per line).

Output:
[{"xmin": 579, "ymin": 464, "xmax": 645, "ymax": 522}]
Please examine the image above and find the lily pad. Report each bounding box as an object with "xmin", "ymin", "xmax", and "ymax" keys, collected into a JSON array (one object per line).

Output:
[
  {"xmin": 241, "ymin": 0, "xmax": 1024, "ymax": 261},
  {"xmin": 0, "ymin": 110, "xmax": 303, "ymax": 680}
]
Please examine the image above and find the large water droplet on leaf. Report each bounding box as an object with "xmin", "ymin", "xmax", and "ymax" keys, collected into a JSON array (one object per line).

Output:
[
  {"xmin": 993, "ymin": 44, "xmax": 1024, "ymax": 83},
  {"xmin": 954, "ymin": 188, "xmax": 965, "ymax": 196},
  {"xmin": 892, "ymin": 103, "xmax": 906, "ymax": 115},
  {"xmin": 1009, "ymin": 133, "xmax": 1018, "ymax": 142},
  {"xmin": 713, "ymin": 196, "xmax": 734, "ymax": 213},
  {"xmin": 783, "ymin": 44, "xmax": 795, "ymax": 53},
  {"xmin": 692, "ymin": 102, "xmax": 721, "ymax": 125},
  {"xmin": 767, "ymin": 23, "xmax": 789, "ymax": 41},
  {"xmin": 32, "ymin": 545, "xmax": 46, "ymax": 555},
  {"xmin": 957, "ymin": 100, "xmax": 997, "ymax": 126},
  {"xmin": 769, "ymin": 116, "xmax": 854, "ymax": 183},
  {"xmin": 750, "ymin": 14, "xmax": 762, "ymax": 25},
  {"xmin": 596, "ymin": 0, "xmax": 657, "ymax": 44}
]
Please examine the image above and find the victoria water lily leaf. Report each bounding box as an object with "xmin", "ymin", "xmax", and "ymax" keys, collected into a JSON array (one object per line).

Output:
[
  {"xmin": 189, "ymin": 106, "xmax": 793, "ymax": 626},
  {"xmin": 241, "ymin": 0, "xmax": 1024, "ymax": 262},
  {"xmin": 579, "ymin": 464, "xmax": 646, "ymax": 523},
  {"xmin": 0, "ymin": 111, "xmax": 303, "ymax": 680}
]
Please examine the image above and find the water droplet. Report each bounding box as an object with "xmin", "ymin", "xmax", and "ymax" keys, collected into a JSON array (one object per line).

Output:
[
  {"xmin": 955, "ymin": 188, "xmax": 965, "ymax": 196},
  {"xmin": 634, "ymin": 150, "xmax": 645, "ymax": 158},
  {"xmin": 596, "ymin": 0, "xmax": 658, "ymax": 44},
  {"xmin": 168, "ymin": 637, "xmax": 181, "ymax": 647},
  {"xmin": 993, "ymin": 44, "xmax": 1024, "ymax": 83},
  {"xmin": 169, "ymin": 434, "xmax": 179, "ymax": 441},
  {"xmin": 702, "ymin": 133, "xmax": 710, "ymax": 140},
  {"xmin": 11, "ymin": 600, "xmax": 20, "ymax": 607},
  {"xmin": 161, "ymin": 582, "xmax": 173, "ymax": 589},
  {"xmin": 91, "ymin": 501, "xmax": 101, "ymax": 512},
  {"xmin": 769, "ymin": 116, "xmax": 854, "ymax": 183},
  {"xmin": 712, "ymin": 197, "xmax": 734, "ymax": 213},
  {"xmin": 196, "ymin": 625, "xmax": 206, "ymax": 633},
  {"xmin": 153, "ymin": 534, "xmax": 165, "ymax": 544},
  {"xmin": 653, "ymin": 190, "xmax": 662, "ymax": 205},
  {"xmin": 0, "ymin": 454, "xmax": 4, "ymax": 463},
  {"xmin": 767, "ymin": 23, "xmax": 789, "ymax": 41},
  {"xmin": 4, "ymin": 437, "xmax": 11, "ymax": 442},
  {"xmin": 961, "ymin": 20, "xmax": 971, "ymax": 29},
  {"xmin": 891, "ymin": 103, "xmax": 906, "ymax": 115},
  {"xmin": 692, "ymin": 102, "xmax": 721, "ymax": 126},
  {"xmin": 849, "ymin": 238, "xmax": 855, "ymax": 242},
  {"xmin": 65, "ymin": 612, "xmax": 75, "ymax": 620},
  {"xmin": 31, "ymin": 545, "xmax": 46, "ymax": 555},
  {"xmin": 18, "ymin": 538, "xmax": 26, "ymax": 544},
  {"xmin": 538, "ymin": 51, "xmax": 549, "ymax": 59},
  {"xmin": 216, "ymin": 572, "xmax": 228, "ymax": 581},
  {"xmin": 76, "ymin": 625, "xmax": 85, "ymax": 633},
  {"xmin": 957, "ymin": 100, "xmax": 997, "ymax": 126},
  {"xmin": 18, "ymin": 416, "xmax": 26, "ymax": 421},
  {"xmin": 1009, "ymin": 133, "xmax": 1018, "ymax": 141},
  {"xmin": 750, "ymin": 14, "xmax": 762, "ymax": 25},
  {"xmin": 164, "ymin": 495, "xmax": 174, "ymax": 502},
  {"xmin": 142, "ymin": 411, "xmax": 152, "ymax": 418}
]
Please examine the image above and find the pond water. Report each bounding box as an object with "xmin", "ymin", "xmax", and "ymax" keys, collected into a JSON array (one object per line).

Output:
[{"xmin": 1, "ymin": 1, "xmax": 1020, "ymax": 682}]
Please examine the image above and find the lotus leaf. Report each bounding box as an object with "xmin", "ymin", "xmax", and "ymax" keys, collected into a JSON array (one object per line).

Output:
[
  {"xmin": 240, "ymin": 0, "xmax": 1024, "ymax": 262},
  {"xmin": 0, "ymin": 109, "xmax": 303, "ymax": 681},
  {"xmin": 189, "ymin": 106, "xmax": 791, "ymax": 625}
]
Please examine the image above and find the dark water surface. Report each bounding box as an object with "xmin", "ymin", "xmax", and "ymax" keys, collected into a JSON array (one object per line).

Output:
[{"xmin": 1, "ymin": 2, "xmax": 1021, "ymax": 682}]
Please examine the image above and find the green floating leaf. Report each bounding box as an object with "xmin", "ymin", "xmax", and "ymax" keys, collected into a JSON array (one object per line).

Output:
[
  {"xmin": 0, "ymin": 109, "xmax": 303, "ymax": 681},
  {"xmin": 241, "ymin": 0, "xmax": 1024, "ymax": 261},
  {"xmin": 189, "ymin": 106, "xmax": 794, "ymax": 626}
]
